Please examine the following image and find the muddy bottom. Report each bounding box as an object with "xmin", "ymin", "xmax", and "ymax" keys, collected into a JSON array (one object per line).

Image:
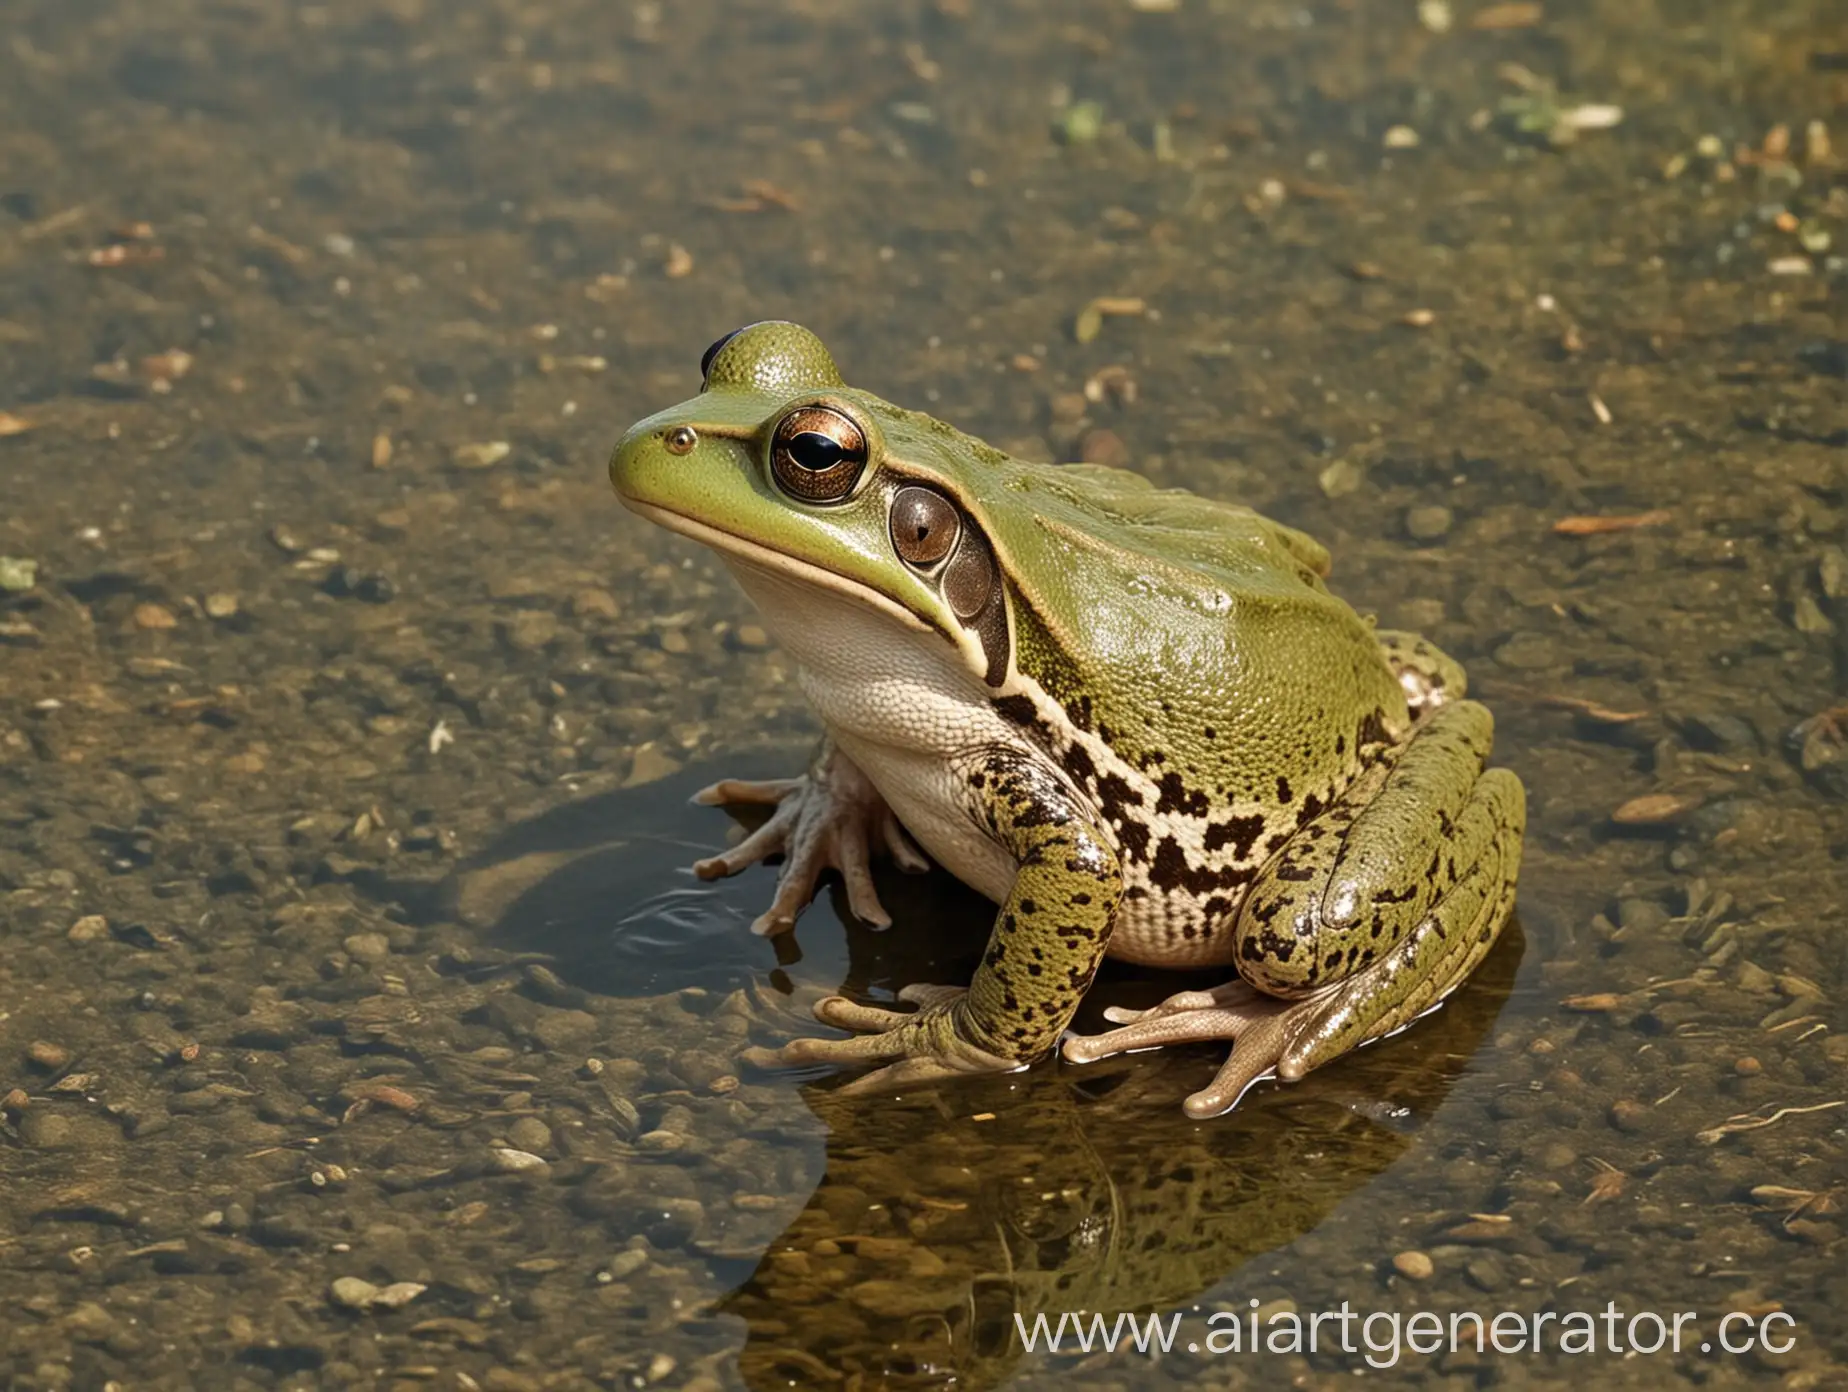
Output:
[{"xmin": 2, "ymin": 0, "xmax": 1846, "ymax": 1388}]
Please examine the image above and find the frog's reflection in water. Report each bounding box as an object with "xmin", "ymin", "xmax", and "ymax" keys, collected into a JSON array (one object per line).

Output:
[{"xmin": 721, "ymin": 924, "xmax": 1520, "ymax": 1391}]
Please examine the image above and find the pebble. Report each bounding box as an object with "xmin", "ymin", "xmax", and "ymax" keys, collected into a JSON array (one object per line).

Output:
[
  {"xmin": 19, "ymin": 1111, "xmax": 74, "ymax": 1148},
  {"xmin": 604, "ymin": 1249, "xmax": 649, "ymax": 1282},
  {"xmin": 26, "ymin": 1040, "xmax": 70, "ymax": 1071},
  {"xmin": 501, "ymin": 612, "xmax": 559, "ymax": 652},
  {"xmin": 507, "ymin": 1117, "xmax": 553, "ymax": 1155},
  {"xmin": 328, "ymin": 1277, "xmax": 380, "ymax": 1310},
  {"xmin": 732, "ymin": 623, "xmax": 772, "ymax": 650},
  {"xmin": 636, "ymin": 1129, "xmax": 685, "ymax": 1154},
  {"xmin": 569, "ymin": 587, "xmax": 621, "ymax": 619},
  {"xmin": 1405, "ymin": 505, "xmax": 1454, "ymax": 541},
  {"xmin": 1608, "ymin": 1098, "xmax": 1650, "ymax": 1132},
  {"xmin": 342, "ymin": 931, "xmax": 392, "ymax": 965},
  {"xmin": 1734, "ymin": 1056, "xmax": 1762, "ymax": 1076},
  {"xmin": 203, "ymin": 591, "xmax": 240, "ymax": 619},
  {"xmin": 133, "ymin": 603, "xmax": 178, "ymax": 630},
  {"xmin": 1392, "ymin": 1249, "xmax": 1434, "ymax": 1279},
  {"xmin": 490, "ymin": 1147, "xmax": 548, "ymax": 1173},
  {"xmin": 659, "ymin": 628, "xmax": 691, "ymax": 655}
]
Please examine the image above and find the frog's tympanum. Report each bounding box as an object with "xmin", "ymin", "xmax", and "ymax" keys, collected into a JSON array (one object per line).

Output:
[{"xmin": 608, "ymin": 322, "xmax": 1526, "ymax": 1116}]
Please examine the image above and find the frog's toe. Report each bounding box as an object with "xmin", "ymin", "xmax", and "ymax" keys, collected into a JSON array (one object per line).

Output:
[
  {"xmin": 692, "ymin": 775, "xmax": 804, "ymax": 808},
  {"xmin": 780, "ymin": 996, "xmax": 1016, "ymax": 1084},
  {"xmin": 881, "ymin": 813, "xmax": 931, "ymax": 873},
  {"xmin": 807, "ymin": 994, "xmax": 916, "ymax": 1034}
]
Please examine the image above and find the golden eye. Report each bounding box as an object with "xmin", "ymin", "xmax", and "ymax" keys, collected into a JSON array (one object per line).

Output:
[
  {"xmin": 889, "ymin": 485, "xmax": 961, "ymax": 569},
  {"xmin": 664, "ymin": 425, "xmax": 698, "ymax": 456},
  {"xmin": 770, "ymin": 406, "xmax": 868, "ymax": 503}
]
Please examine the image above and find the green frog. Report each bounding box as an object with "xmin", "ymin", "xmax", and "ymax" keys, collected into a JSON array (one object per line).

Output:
[{"xmin": 607, "ymin": 321, "xmax": 1525, "ymax": 1116}]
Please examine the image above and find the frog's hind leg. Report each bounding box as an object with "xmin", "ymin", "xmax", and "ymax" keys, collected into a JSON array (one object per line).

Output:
[{"xmin": 1063, "ymin": 700, "xmax": 1524, "ymax": 1117}]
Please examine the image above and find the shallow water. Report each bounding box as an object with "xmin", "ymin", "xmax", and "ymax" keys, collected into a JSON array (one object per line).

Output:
[{"xmin": 2, "ymin": 1, "xmax": 1845, "ymax": 1388}]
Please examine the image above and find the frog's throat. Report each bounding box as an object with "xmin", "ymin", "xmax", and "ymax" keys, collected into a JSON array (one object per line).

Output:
[{"xmin": 619, "ymin": 499, "xmax": 934, "ymax": 636}]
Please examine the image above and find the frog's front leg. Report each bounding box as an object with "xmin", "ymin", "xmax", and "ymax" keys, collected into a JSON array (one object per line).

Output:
[
  {"xmin": 1064, "ymin": 701, "xmax": 1524, "ymax": 1117},
  {"xmin": 777, "ymin": 750, "xmax": 1124, "ymax": 1092},
  {"xmin": 691, "ymin": 737, "xmax": 929, "ymax": 935}
]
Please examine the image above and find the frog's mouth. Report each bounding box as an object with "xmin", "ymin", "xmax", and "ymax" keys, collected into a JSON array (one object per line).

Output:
[{"xmin": 619, "ymin": 499, "xmax": 934, "ymax": 636}]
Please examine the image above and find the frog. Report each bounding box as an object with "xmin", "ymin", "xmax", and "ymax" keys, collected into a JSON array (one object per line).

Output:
[{"xmin": 607, "ymin": 321, "xmax": 1526, "ymax": 1117}]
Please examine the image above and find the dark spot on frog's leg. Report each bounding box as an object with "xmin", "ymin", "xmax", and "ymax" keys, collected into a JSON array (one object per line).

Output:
[
  {"xmin": 1334, "ymin": 733, "xmax": 1346, "ymax": 756},
  {"xmin": 1070, "ymin": 891, "xmax": 1092, "ymax": 906},
  {"xmin": 1298, "ymin": 791, "xmax": 1325, "ymax": 823},
  {"xmin": 1062, "ymin": 743, "xmax": 1097, "ymax": 787},
  {"xmin": 1203, "ymin": 726, "xmax": 1216, "ymax": 741},
  {"xmin": 1027, "ymin": 963, "xmax": 1042, "ymax": 977},
  {"xmin": 1276, "ymin": 775, "xmax": 1293, "ymax": 804},
  {"xmin": 1094, "ymin": 771, "xmax": 1137, "ymax": 821},
  {"xmin": 1018, "ymin": 898, "xmax": 1038, "ymax": 915}
]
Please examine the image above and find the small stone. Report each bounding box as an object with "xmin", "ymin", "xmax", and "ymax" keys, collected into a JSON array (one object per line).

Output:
[
  {"xmin": 489, "ymin": 1147, "xmax": 548, "ymax": 1173},
  {"xmin": 1077, "ymin": 428, "xmax": 1128, "ymax": 469},
  {"xmin": 0, "ymin": 557, "xmax": 38, "ymax": 592},
  {"xmin": 1791, "ymin": 593, "xmax": 1834, "ymax": 634},
  {"xmin": 507, "ymin": 1117, "xmax": 553, "ymax": 1154},
  {"xmin": 202, "ymin": 591, "xmax": 240, "ymax": 619},
  {"xmin": 1734, "ymin": 1056, "xmax": 1762, "ymax": 1076},
  {"xmin": 1383, "ymin": 124, "xmax": 1421, "ymax": 149},
  {"xmin": 732, "ymin": 624, "xmax": 772, "ymax": 650},
  {"xmin": 636, "ymin": 1129, "xmax": 685, "ymax": 1154},
  {"xmin": 26, "ymin": 1041, "xmax": 70, "ymax": 1071},
  {"xmin": 1392, "ymin": 1250, "xmax": 1434, "ymax": 1280},
  {"xmin": 1318, "ymin": 459, "xmax": 1365, "ymax": 498},
  {"xmin": 501, "ymin": 612, "xmax": 559, "ymax": 652},
  {"xmin": 569, "ymin": 588, "xmax": 621, "ymax": 619},
  {"xmin": 20, "ymin": 1112, "xmax": 74, "ymax": 1148},
  {"xmin": 604, "ymin": 1249, "xmax": 649, "ymax": 1281},
  {"xmin": 328, "ymin": 1277, "xmax": 380, "ymax": 1310},
  {"xmin": 1405, "ymin": 505, "xmax": 1454, "ymax": 541},
  {"xmin": 659, "ymin": 628, "xmax": 691, "ymax": 655},
  {"xmin": 1608, "ymin": 1098, "xmax": 1650, "ymax": 1132},
  {"xmin": 453, "ymin": 441, "xmax": 511, "ymax": 469},
  {"xmin": 134, "ymin": 603, "xmax": 178, "ymax": 630},
  {"xmin": 370, "ymin": 1281, "xmax": 427, "ymax": 1310},
  {"xmin": 67, "ymin": 915, "xmax": 109, "ymax": 944},
  {"xmin": 342, "ymin": 932, "xmax": 391, "ymax": 965}
]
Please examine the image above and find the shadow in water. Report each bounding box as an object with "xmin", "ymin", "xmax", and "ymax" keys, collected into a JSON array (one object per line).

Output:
[
  {"xmin": 438, "ymin": 752, "xmax": 1526, "ymax": 1391},
  {"xmin": 721, "ymin": 925, "xmax": 1522, "ymax": 1391}
]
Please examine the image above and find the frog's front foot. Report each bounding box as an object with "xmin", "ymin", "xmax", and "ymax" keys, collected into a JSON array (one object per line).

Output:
[
  {"xmin": 763, "ymin": 985, "xmax": 1020, "ymax": 1091},
  {"xmin": 691, "ymin": 742, "xmax": 929, "ymax": 935}
]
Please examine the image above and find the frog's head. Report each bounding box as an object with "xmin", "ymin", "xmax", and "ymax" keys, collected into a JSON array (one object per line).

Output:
[{"xmin": 608, "ymin": 321, "xmax": 1013, "ymax": 685}]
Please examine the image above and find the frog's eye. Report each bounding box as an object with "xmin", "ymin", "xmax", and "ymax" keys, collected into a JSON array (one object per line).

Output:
[
  {"xmin": 889, "ymin": 486, "xmax": 961, "ymax": 569},
  {"xmin": 769, "ymin": 406, "xmax": 868, "ymax": 503}
]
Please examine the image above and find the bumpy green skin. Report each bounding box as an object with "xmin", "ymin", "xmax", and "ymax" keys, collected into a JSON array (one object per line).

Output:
[{"xmin": 608, "ymin": 321, "xmax": 1526, "ymax": 1103}]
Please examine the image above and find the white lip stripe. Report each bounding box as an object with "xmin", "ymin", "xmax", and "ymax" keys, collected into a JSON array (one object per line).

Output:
[{"xmin": 617, "ymin": 498, "xmax": 934, "ymax": 634}]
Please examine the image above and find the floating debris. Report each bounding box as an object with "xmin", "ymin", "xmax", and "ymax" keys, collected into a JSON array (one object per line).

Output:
[
  {"xmin": 452, "ymin": 441, "xmax": 511, "ymax": 469},
  {"xmin": 1611, "ymin": 792, "xmax": 1703, "ymax": 825},
  {"xmin": 1073, "ymin": 295, "xmax": 1147, "ymax": 344},
  {"xmin": 1696, "ymin": 1101, "xmax": 1843, "ymax": 1146},
  {"xmin": 0, "ymin": 557, "xmax": 37, "ymax": 592},
  {"xmin": 1553, "ymin": 510, "xmax": 1671, "ymax": 535},
  {"xmin": 1470, "ymin": 2, "xmax": 1543, "ymax": 28},
  {"xmin": 1539, "ymin": 695, "xmax": 1650, "ymax": 724}
]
